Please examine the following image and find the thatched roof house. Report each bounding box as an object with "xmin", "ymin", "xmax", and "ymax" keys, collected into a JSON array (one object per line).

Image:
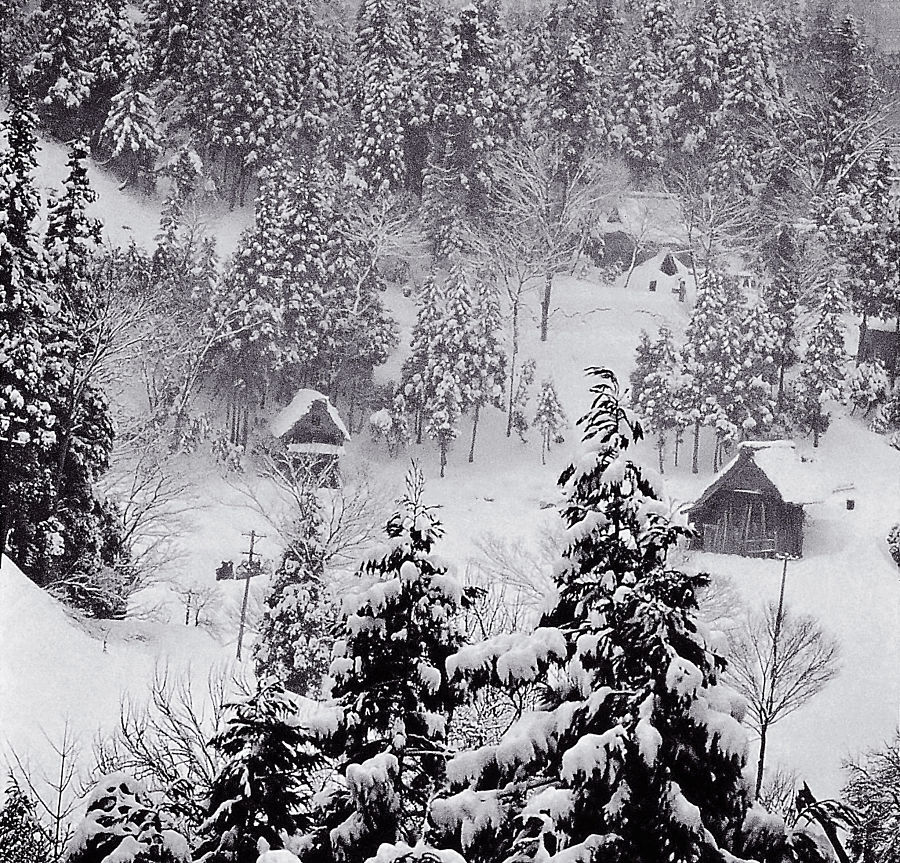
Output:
[
  {"xmin": 689, "ymin": 441, "xmax": 826, "ymax": 558},
  {"xmin": 270, "ymin": 389, "xmax": 350, "ymax": 456}
]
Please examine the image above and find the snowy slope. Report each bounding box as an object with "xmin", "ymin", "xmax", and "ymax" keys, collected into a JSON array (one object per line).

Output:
[
  {"xmin": 0, "ymin": 555, "xmax": 232, "ymax": 795},
  {"xmin": 7, "ymin": 138, "xmax": 898, "ymax": 809}
]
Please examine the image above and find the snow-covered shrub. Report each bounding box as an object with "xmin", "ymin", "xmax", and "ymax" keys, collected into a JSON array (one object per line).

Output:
[
  {"xmin": 65, "ymin": 773, "xmax": 189, "ymax": 863},
  {"xmin": 0, "ymin": 779, "xmax": 50, "ymax": 863},
  {"xmin": 845, "ymin": 360, "xmax": 890, "ymax": 415},
  {"xmin": 870, "ymin": 389, "xmax": 900, "ymax": 434},
  {"xmin": 888, "ymin": 525, "xmax": 900, "ymax": 569}
]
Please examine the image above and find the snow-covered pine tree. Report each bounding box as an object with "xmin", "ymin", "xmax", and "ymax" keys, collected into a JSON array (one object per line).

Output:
[
  {"xmin": 796, "ymin": 277, "xmax": 848, "ymax": 447},
  {"xmin": 36, "ymin": 141, "xmax": 122, "ymax": 614},
  {"xmin": 0, "ymin": 779, "xmax": 50, "ymax": 863},
  {"xmin": 194, "ymin": 681, "xmax": 323, "ymax": 863},
  {"xmin": 27, "ymin": 0, "xmax": 95, "ymax": 136},
  {"xmin": 300, "ymin": 465, "xmax": 469, "ymax": 863},
  {"xmin": 427, "ymin": 368, "xmax": 828, "ymax": 863},
  {"xmin": 423, "ymin": 1, "xmax": 518, "ymax": 256},
  {"xmin": 612, "ymin": 0, "xmax": 674, "ymax": 176},
  {"xmin": 65, "ymin": 772, "xmax": 189, "ymax": 863},
  {"xmin": 86, "ymin": 0, "xmax": 139, "ymax": 132},
  {"xmin": 766, "ymin": 266, "xmax": 801, "ymax": 411},
  {"xmin": 668, "ymin": 0, "xmax": 731, "ymax": 160},
  {"xmin": 254, "ymin": 485, "xmax": 335, "ymax": 697},
  {"xmin": 426, "ymin": 370, "xmax": 463, "ymax": 478},
  {"xmin": 213, "ymin": 156, "xmax": 395, "ymax": 406},
  {"xmin": 629, "ymin": 329, "xmax": 657, "ymax": 405},
  {"xmin": 99, "ymin": 50, "xmax": 162, "ymax": 189},
  {"xmin": 351, "ymin": 0, "xmax": 420, "ymax": 194},
  {"xmin": 465, "ymin": 276, "xmax": 506, "ymax": 462},
  {"xmin": 633, "ymin": 326, "xmax": 678, "ymax": 473},
  {"xmin": 730, "ymin": 296, "xmax": 778, "ymax": 441},
  {"xmin": 529, "ymin": 0, "xmax": 609, "ymax": 171},
  {"xmin": 402, "ymin": 276, "xmax": 445, "ymax": 444},
  {"xmin": 677, "ymin": 270, "xmax": 742, "ymax": 473},
  {"xmin": 534, "ymin": 378, "xmax": 567, "ymax": 465},
  {"xmin": 510, "ymin": 357, "xmax": 536, "ymax": 443},
  {"xmin": 845, "ymin": 360, "xmax": 890, "ymax": 416},
  {"xmin": 0, "ymin": 81, "xmax": 56, "ymax": 559}
]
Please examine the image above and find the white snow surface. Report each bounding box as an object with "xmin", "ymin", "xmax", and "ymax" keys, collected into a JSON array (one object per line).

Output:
[
  {"xmin": 269, "ymin": 388, "xmax": 350, "ymax": 441},
  {"xmin": 6, "ymin": 136, "xmax": 899, "ymax": 818}
]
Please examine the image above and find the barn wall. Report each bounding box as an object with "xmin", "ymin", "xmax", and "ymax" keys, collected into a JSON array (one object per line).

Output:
[{"xmin": 691, "ymin": 492, "xmax": 804, "ymax": 558}]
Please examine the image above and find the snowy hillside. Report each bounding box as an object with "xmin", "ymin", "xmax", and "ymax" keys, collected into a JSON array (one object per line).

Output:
[{"xmin": 3, "ymin": 130, "xmax": 899, "ymax": 827}]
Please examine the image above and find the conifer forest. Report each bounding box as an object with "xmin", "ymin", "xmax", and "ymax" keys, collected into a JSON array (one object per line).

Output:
[{"xmin": 2, "ymin": 1, "xmax": 900, "ymax": 862}]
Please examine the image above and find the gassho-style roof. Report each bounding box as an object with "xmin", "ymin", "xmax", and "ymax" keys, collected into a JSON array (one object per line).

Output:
[
  {"xmin": 269, "ymin": 389, "xmax": 350, "ymax": 443},
  {"xmin": 692, "ymin": 441, "xmax": 828, "ymax": 510}
]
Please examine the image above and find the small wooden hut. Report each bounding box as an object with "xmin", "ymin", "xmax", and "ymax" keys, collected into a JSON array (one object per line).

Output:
[
  {"xmin": 857, "ymin": 318, "xmax": 900, "ymax": 373},
  {"xmin": 688, "ymin": 441, "xmax": 825, "ymax": 558},
  {"xmin": 269, "ymin": 389, "xmax": 350, "ymax": 484}
]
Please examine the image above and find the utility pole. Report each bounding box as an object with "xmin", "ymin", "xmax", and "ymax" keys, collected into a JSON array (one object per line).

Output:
[
  {"xmin": 236, "ymin": 530, "xmax": 266, "ymax": 661},
  {"xmin": 756, "ymin": 553, "xmax": 793, "ymax": 798}
]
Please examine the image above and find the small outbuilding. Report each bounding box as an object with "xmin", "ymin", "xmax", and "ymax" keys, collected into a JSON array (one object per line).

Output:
[
  {"xmin": 688, "ymin": 441, "xmax": 825, "ymax": 558},
  {"xmin": 270, "ymin": 389, "xmax": 350, "ymax": 483},
  {"xmin": 857, "ymin": 318, "xmax": 900, "ymax": 374}
]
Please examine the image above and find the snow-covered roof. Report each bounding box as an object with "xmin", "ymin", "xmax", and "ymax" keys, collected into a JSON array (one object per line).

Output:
[
  {"xmin": 269, "ymin": 389, "xmax": 350, "ymax": 441},
  {"xmin": 286, "ymin": 442, "xmax": 345, "ymax": 456},
  {"xmin": 695, "ymin": 441, "xmax": 827, "ymax": 508}
]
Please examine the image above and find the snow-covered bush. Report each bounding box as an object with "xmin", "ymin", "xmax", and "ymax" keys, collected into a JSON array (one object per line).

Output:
[
  {"xmin": 888, "ymin": 524, "xmax": 900, "ymax": 569},
  {"xmin": 845, "ymin": 360, "xmax": 890, "ymax": 415},
  {"xmin": 64, "ymin": 772, "xmax": 189, "ymax": 863},
  {"xmin": 0, "ymin": 779, "xmax": 50, "ymax": 863}
]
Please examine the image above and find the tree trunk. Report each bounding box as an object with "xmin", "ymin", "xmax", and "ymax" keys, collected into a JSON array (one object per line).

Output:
[
  {"xmin": 623, "ymin": 244, "xmax": 638, "ymax": 289},
  {"xmin": 755, "ymin": 726, "xmax": 768, "ymax": 799},
  {"xmin": 540, "ymin": 272, "xmax": 552, "ymax": 342},
  {"xmin": 439, "ymin": 440, "xmax": 447, "ymax": 478},
  {"xmin": 658, "ymin": 434, "xmax": 665, "ymax": 474},
  {"xmin": 674, "ymin": 430, "xmax": 681, "ymax": 468},
  {"xmin": 692, "ymin": 419, "xmax": 701, "ymax": 474},
  {"xmin": 507, "ymin": 300, "xmax": 520, "ymax": 438},
  {"xmin": 777, "ymin": 361, "xmax": 786, "ymax": 411},
  {"xmin": 468, "ymin": 403, "xmax": 480, "ymax": 463}
]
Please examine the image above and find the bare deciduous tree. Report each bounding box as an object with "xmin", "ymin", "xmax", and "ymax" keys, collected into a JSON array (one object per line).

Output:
[
  {"xmin": 483, "ymin": 132, "xmax": 625, "ymax": 343},
  {"xmin": 90, "ymin": 664, "xmax": 251, "ymax": 841},
  {"xmin": 227, "ymin": 448, "xmax": 390, "ymax": 570},
  {"xmin": 726, "ymin": 599, "xmax": 840, "ymax": 798},
  {"xmin": 843, "ymin": 734, "xmax": 900, "ymax": 863},
  {"xmin": 6, "ymin": 723, "xmax": 85, "ymax": 862}
]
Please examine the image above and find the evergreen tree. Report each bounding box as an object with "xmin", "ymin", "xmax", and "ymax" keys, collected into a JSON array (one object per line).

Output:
[
  {"xmin": 464, "ymin": 277, "xmax": 506, "ymax": 463},
  {"xmin": 30, "ymin": 141, "xmax": 123, "ymax": 616},
  {"xmin": 300, "ymin": 466, "xmax": 469, "ymax": 863},
  {"xmin": 426, "ymin": 370, "xmax": 463, "ymax": 478},
  {"xmin": 254, "ymin": 486, "xmax": 335, "ymax": 697},
  {"xmin": 402, "ymin": 276, "xmax": 445, "ymax": 444},
  {"xmin": 612, "ymin": 0, "xmax": 673, "ymax": 175},
  {"xmin": 730, "ymin": 297, "xmax": 778, "ymax": 440},
  {"xmin": 423, "ymin": 1, "xmax": 518, "ymax": 256},
  {"xmin": 28, "ymin": 0, "xmax": 95, "ymax": 136},
  {"xmin": 796, "ymin": 277, "xmax": 847, "ymax": 447},
  {"xmin": 214, "ymin": 157, "xmax": 395, "ymax": 404},
  {"xmin": 633, "ymin": 326, "xmax": 678, "ymax": 473},
  {"xmin": 194, "ymin": 681, "xmax": 322, "ymax": 863},
  {"xmin": 766, "ymin": 267, "xmax": 802, "ymax": 411},
  {"xmin": 534, "ymin": 378, "xmax": 567, "ymax": 465},
  {"xmin": 426, "ymin": 368, "xmax": 826, "ymax": 863},
  {"xmin": 529, "ymin": 0, "xmax": 613, "ymax": 170},
  {"xmin": 0, "ymin": 82, "xmax": 56, "ymax": 558},
  {"xmin": 65, "ymin": 772, "xmax": 189, "ymax": 863},
  {"xmin": 99, "ymin": 51, "xmax": 162, "ymax": 189},
  {"xmin": 0, "ymin": 779, "xmax": 50, "ymax": 863},
  {"xmin": 668, "ymin": 0, "xmax": 731, "ymax": 160},
  {"xmin": 351, "ymin": 0, "xmax": 422, "ymax": 193},
  {"xmin": 677, "ymin": 270, "xmax": 742, "ymax": 473}
]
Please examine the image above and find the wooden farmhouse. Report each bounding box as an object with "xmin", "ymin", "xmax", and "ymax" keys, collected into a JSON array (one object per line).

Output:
[
  {"xmin": 269, "ymin": 389, "xmax": 350, "ymax": 484},
  {"xmin": 688, "ymin": 441, "xmax": 825, "ymax": 558}
]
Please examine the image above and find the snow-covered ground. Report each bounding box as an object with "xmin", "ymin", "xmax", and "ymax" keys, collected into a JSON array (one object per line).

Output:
[{"xmin": 3, "ymin": 140, "xmax": 898, "ymax": 810}]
